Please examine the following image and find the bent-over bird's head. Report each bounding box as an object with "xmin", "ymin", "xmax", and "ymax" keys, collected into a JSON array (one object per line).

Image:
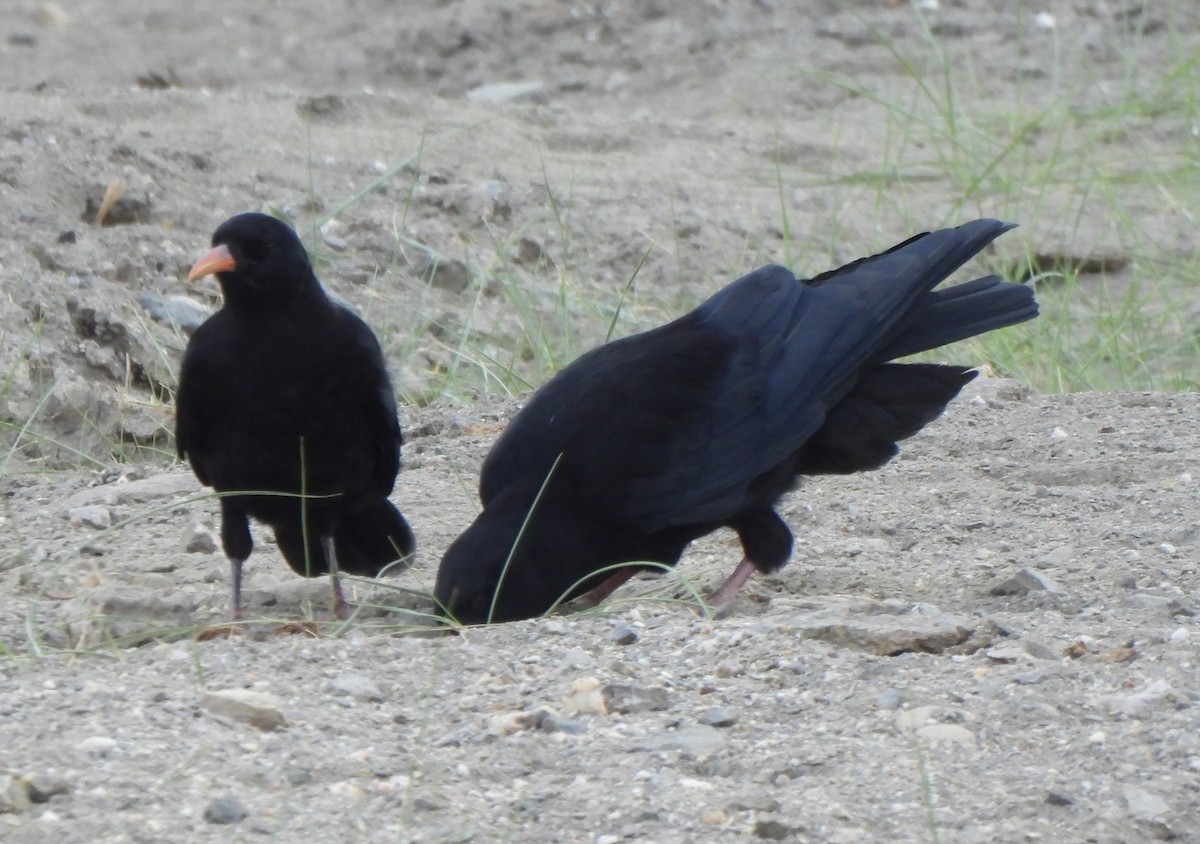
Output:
[
  {"xmin": 188, "ymin": 212, "xmax": 316, "ymax": 307},
  {"xmin": 435, "ymin": 489, "xmax": 593, "ymax": 625}
]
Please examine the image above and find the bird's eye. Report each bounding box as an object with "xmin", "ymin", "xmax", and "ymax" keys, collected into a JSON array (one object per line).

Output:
[{"xmin": 241, "ymin": 240, "xmax": 270, "ymax": 263}]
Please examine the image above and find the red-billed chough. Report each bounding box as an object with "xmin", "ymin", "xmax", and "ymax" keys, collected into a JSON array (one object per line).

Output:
[
  {"xmin": 435, "ymin": 219, "xmax": 1037, "ymax": 624},
  {"xmin": 176, "ymin": 212, "xmax": 414, "ymax": 619}
]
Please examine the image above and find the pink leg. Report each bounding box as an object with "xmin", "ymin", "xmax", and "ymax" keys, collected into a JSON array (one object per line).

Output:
[
  {"xmin": 579, "ymin": 568, "xmax": 638, "ymax": 607},
  {"xmin": 709, "ymin": 558, "xmax": 758, "ymax": 606},
  {"xmin": 331, "ymin": 575, "xmax": 350, "ymax": 620},
  {"xmin": 323, "ymin": 536, "xmax": 352, "ymax": 620}
]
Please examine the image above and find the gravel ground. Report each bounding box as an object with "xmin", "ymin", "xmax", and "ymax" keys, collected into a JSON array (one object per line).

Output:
[{"xmin": 1, "ymin": 2, "xmax": 1197, "ymax": 842}]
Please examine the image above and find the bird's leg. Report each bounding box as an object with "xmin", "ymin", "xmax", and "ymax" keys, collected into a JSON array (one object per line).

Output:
[
  {"xmin": 712, "ymin": 510, "xmax": 790, "ymax": 608},
  {"xmin": 230, "ymin": 558, "xmax": 245, "ymax": 621},
  {"xmin": 709, "ymin": 558, "xmax": 758, "ymax": 606},
  {"xmin": 220, "ymin": 502, "xmax": 253, "ymax": 622},
  {"xmin": 579, "ymin": 568, "xmax": 638, "ymax": 607},
  {"xmin": 322, "ymin": 535, "xmax": 351, "ymax": 620}
]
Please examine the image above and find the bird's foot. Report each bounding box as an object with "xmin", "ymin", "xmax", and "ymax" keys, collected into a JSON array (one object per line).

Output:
[{"xmin": 707, "ymin": 558, "xmax": 758, "ymax": 609}]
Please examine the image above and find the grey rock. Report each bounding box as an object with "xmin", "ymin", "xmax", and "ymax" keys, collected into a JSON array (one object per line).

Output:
[
  {"xmin": 330, "ymin": 674, "xmax": 384, "ymax": 703},
  {"xmin": 875, "ymin": 688, "xmax": 902, "ymax": 710},
  {"xmin": 58, "ymin": 586, "xmax": 196, "ymax": 647},
  {"xmin": 25, "ymin": 774, "xmax": 70, "ymax": 803},
  {"xmin": 610, "ymin": 623, "xmax": 638, "ymax": 645},
  {"xmin": 491, "ymin": 707, "xmax": 581, "ymax": 735},
  {"xmin": 66, "ymin": 295, "xmax": 181, "ymax": 392},
  {"xmin": 1120, "ymin": 593, "xmax": 1193, "ymax": 617},
  {"xmin": 0, "ymin": 775, "xmax": 31, "ymax": 814},
  {"xmin": 514, "ymin": 237, "xmax": 545, "ymax": 265},
  {"xmin": 180, "ymin": 521, "xmax": 218, "ymax": 554},
  {"xmin": 754, "ymin": 817, "xmax": 803, "ymax": 840},
  {"xmin": 204, "ymin": 794, "xmax": 249, "ymax": 824},
  {"xmin": 895, "ymin": 705, "xmax": 940, "ymax": 732},
  {"xmin": 634, "ymin": 725, "xmax": 727, "ymax": 758},
  {"xmin": 67, "ymin": 504, "xmax": 112, "ymax": 529},
  {"xmin": 984, "ymin": 644, "xmax": 1031, "ymax": 663},
  {"xmin": 990, "ymin": 567, "xmax": 1064, "ymax": 596},
  {"xmin": 772, "ymin": 598, "xmax": 972, "ymax": 655},
  {"xmin": 694, "ymin": 754, "xmax": 733, "ymax": 777},
  {"xmin": 1020, "ymin": 638, "xmax": 1060, "ymax": 660},
  {"xmin": 697, "ymin": 707, "xmax": 738, "ymax": 728},
  {"xmin": 466, "ymin": 80, "xmax": 548, "ymax": 105},
  {"xmin": 75, "ymin": 736, "xmax": 118, "ymax": 757},
  {"xmin": 1035, "ymin": 545, "xmax": 1076, "ymax": 568},
  {"xmin": 1045, "ymin": 790, "xmax": 1074, "ymax": 806},
  {"xmin": 58, "ymin": 473, "xmax": 200, "ymax": 512},
  {"xmin": 298, "ymin": 93, "xmax": 346, "ymax": 118},
  {"xmin": 1123, "ymin": 785, "xmax": 1170, "ymax": 822},
  {"xmin": 559, "ymin": 647, "xmax": 594, "ymax": 670},
  {"xmin": 286, "ymin": 767, "xmax": 313, "ymax": 787},
  {"xmin": 136, "ymin": 292, "xmax": 211, "ymax": 332},
  {"xmin": 418, "ymin": 256, "xmax": 470, "ymax": 294},
  {"xmin": 319, "ymin": 221, "xmax": 349, "ymax": 251},
  {"xmin": 200, "ymin": 689, "xmax": 288, "ymax": 731},
  {"xmin": 602, "ymin": 683, "xmax": 669, "ymax": 714},
  {"xmin": 1107, "ymin": 680, "xmax": 1179, "ymax": 718}
]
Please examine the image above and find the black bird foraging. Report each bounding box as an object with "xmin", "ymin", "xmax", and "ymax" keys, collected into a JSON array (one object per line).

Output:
[
  {"xmin": 435, "ymin": 219, "xmax": 1038, "ymax": 624},
  {"xmin": 175, "ymin": 213, "xmax": 414, "ymax": 619}
]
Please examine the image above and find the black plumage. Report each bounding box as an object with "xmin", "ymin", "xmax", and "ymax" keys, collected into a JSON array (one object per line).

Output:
[
  {"xmin": 175, "ymin": 213, "xmax": 414, "ymax": 618},
  {"xmin": 435, "ymin": 219, "xmax": 1037, "ymax": 624}
]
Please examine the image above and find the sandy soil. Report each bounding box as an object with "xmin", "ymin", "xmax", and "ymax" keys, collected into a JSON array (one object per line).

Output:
[{"xmin": 0, "ymin": 2, "xmax": 1197, "ymax": 842}]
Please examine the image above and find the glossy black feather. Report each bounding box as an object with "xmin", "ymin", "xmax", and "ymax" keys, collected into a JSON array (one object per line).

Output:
[
  {"xmin": 435, "ymin": 219, "xmax": 1036, "ymax": 624},
  {"xmin": 175, "ymin": 213, "xmax": 413, "ymax": 613}
]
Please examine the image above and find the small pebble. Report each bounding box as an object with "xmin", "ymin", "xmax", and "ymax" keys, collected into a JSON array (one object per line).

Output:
[
  {"xmin": 203, "ymin": 794, "xmax": 250, "ymax": 825},
  {"xmin": 1034, "ymin": 11, "xmax": 1057, "ymax": 30},
  {"xmin": 754, "ymin": 818, "xmax": 801, "ymax": 840},
  {"xmin": 875, "ymin": 688, "xmax": 901, "ymax": 710},
  {"xmin": 602, "ymin": 683, "xmax": 669, "ymax": 714},
  {"xmin": 25, "ymin": 774, "xmax": 70, "ymax": 803},
  {"xmin": 200, "ymin": 689, "xmax": 288, "ymax": 731},
  {"xmin": 610, "ymin": 623, "xmax": 638, "ymax": 645},
  {"xmin": 698, "ymin": 707, "xmax": 739, "ymax": 728},
  {"xmin": 180, "ymin": 521, "xmax": 218, "ymax": 554},
  {"xmin": 330, "ymin": 674, "xmax": 384, "ymax": 703},
  {"xmin": 68, "ymin": 505, "xmax": 112, "ymax": 530},
  {"xmin": 563, "ymin": 677, "xmax": 607, "ymax": 716}
]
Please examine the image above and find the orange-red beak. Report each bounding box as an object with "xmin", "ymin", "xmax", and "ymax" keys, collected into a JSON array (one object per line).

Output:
[{"xmin": 187, "ymin": 244, "xmax": 236, "ymax": 281}]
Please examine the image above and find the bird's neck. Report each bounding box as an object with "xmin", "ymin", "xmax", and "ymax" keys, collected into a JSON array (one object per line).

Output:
[{"xmin": 220, "ymin": 273, "xmax": 327, "ymax": 312}]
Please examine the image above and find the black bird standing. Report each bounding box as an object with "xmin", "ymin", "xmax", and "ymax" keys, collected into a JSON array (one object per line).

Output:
[
  {"xmin": 176, "ymin": 213, "xmax": 414, "ymax": 619},
  {"xmin": 435, "ymin": 219, "xmax": 1037, "ymax": 624}
]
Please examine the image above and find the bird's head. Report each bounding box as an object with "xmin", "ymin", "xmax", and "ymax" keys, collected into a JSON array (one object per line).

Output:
[
  {"xmin": 434, "ymin": 489, "xmax": 585, "ymax": 626},
  {"xmin": 187, "ymin": 213, "xmax": 315, "ymax": 307}
]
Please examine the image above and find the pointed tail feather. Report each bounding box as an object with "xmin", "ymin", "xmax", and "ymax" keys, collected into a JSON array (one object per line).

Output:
[
  {"xmin": 334, "ymin": 498, "xmax": 415, "ymax": 576},
  {"xmin": 274, "ymin": 498, "xmax": 414, "ymax": 579},
  {"xmin": 877, "ymin": 275, "xmax": 1038, "ymax": 362},
  {"xmin": 797, "ymin": 363, "xmax": 977, "ymax": 475}
]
